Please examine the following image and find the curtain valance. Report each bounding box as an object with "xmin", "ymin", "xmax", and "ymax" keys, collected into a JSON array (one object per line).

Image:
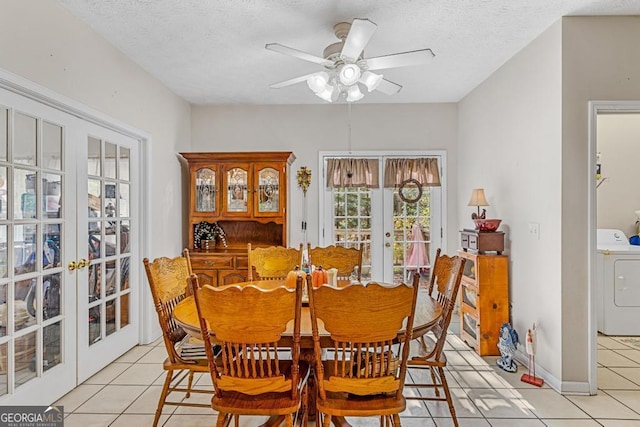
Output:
[
  {"xmin": 326, "ymin": 158, "xmax": 379, "ymax": 188},
  {"xmin": 383, "ymin": 158, "xmax": 441, "ymax": 188}
]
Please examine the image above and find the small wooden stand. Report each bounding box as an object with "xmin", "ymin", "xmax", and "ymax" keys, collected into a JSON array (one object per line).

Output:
[{"xmin": 460, "ymin": 229, "xmax": 505, "ymax": 254}]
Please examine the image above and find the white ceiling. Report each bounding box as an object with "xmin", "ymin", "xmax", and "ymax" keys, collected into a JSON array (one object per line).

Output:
[{"xmin": 60, "ymin": 0, "xmax": 640, "ymax": 105}]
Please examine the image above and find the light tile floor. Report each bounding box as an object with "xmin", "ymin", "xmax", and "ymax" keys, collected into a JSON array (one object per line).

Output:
[{"xmin": 55, "ymin": 326, "xmax": 640, "ymax": 426}]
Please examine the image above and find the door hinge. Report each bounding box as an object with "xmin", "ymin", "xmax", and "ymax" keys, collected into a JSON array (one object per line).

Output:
[{"xmin": 441, "ymin": 228, "xmax": 443, "ymax": 239}]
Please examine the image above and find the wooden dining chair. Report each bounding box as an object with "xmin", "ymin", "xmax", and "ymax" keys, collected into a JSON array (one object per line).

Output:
[
  {"xmin": 307, "ymin": 243, "xmax": 363, "ymax": 281},
  {"xmin": 143, "ymin": 249, "xmax": 213, "ymax": 427},
  {"xmin": 307, "ymin": 275, "xmax": 420, "ymax": 427},
  {"xmin": 404, "ymin": 249, "xmax": 466, "ymax": 427},
  {"xmin": 188, "ymin": 273, "xmax": 309, "ymax": 427},
  {"xmin": 247, "ymin": 243, "xmax": 303, "ymax": 280}
]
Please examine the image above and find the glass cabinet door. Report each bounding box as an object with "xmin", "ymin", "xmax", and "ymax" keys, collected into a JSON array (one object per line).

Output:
[
  {"xmin": 254, "ymin": 163, "xmax": 282, "ymax": 217},
  {"xmin": 194, "ymin": 167, "xmax": 217, "ymax": 215},
  {"xmin": 223, "ymin": 164, "xmax": 250, "ymax": 216}
]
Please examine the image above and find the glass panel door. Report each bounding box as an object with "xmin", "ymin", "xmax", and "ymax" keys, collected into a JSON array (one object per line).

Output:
[
  {"xmin": 0, "ymin": 89, "xmax": 77, "ymax": 405},
  {"xmin": 223, "ymin": 165, "xmax": 250, "ymax": 216},
  {"xmin": 321, "ymin": 154, "xmax": 443, "ymax": 285},
  {"xmin": 76, "ymin": 127, "xmax": 138, "ymax": 383},
  {"xmin": 383, "ymin": 186, "xmax": 441, "ymax": 285},
  {"xmin": 255, "ymin": 164, "xmax": 281, "ymax": 216}
]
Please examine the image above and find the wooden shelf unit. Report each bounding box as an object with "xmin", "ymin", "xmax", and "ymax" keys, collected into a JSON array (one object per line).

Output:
[
  {"xmin": 458, "ymin": 250, "xmax": 509, "ymax": 356},
  {"xmin": 180, "ymin": 152, "xmax": 295, "ymax": 286}
]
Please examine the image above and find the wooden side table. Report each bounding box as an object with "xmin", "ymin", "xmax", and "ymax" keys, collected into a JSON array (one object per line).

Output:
[{"xmin": 460, "ymin": 229, "xmax": 505, "ymax": 254}]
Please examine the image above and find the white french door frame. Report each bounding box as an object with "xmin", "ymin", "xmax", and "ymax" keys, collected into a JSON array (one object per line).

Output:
[
  {"xmin": 0, "ymin": 68, "xmax": 152, "ymax": 402},
  {"xmin": 318, "ymin": 150, "xmax": 448, "ymax": 282}
]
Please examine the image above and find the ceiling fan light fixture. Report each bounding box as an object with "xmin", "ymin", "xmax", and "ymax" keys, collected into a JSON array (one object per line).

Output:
[
  {"xmin": 345, "ymin": 84, "xmax": 364, "ymax": 102},
  {"xmin": 316, "ymin": 83, "xmax": 336, "ymax": 102},
  {"xmin": 307, "ymin": 71, "xmax": 329, "ymax": 93},
  {"xmin": 360, "ymin": 71, "xmax": 383, "ymax": 92},
  {"xmin": 339, "ymin": 64, "xmax": 361, "ymax": 86}
]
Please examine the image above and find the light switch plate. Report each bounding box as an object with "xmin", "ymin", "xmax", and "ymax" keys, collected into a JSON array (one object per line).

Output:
[{"xmin": 528, "ymin": 223, "xmax": 540, "ymax": 240}]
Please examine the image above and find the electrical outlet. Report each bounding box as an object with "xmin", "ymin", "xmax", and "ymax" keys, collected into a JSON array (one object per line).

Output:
[{"xmin": 528, "ymin": 223, "xmax": 540, "ymax": 240}]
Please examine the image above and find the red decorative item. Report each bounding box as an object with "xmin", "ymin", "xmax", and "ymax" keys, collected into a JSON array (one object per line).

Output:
[
  {"xmin": 473, "ymin": 218, "xmax": 502, "ymax": 232},
  {"xmin": 521, "ymin": 323, "xmax": 544, "ymax": 387}
]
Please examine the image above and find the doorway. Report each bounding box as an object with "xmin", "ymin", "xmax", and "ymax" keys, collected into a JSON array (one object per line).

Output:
[
  {"xmin": 0, "ymin": 77, "xmax": 143, "ymax": 404},
  {"xmin": 589, "ymin": 101, "xmax": 640, "ymax": 395},
  {"xmin": 319, "ymin": 152, "xmax": 445, "ymax": 284}
]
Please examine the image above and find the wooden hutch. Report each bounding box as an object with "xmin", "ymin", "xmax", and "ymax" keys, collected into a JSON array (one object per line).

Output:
[{"xmin": 180, "ymin": 152, "xmax": 295, "ymax": 287}]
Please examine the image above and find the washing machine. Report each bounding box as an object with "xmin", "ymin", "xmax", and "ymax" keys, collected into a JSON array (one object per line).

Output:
[{"xmin": 597, "ymin": 229, "xmax": 640, "ymax": 336}]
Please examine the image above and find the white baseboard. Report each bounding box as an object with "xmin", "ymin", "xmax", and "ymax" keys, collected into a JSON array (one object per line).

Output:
[{"xmin": 513, "ymin": 349, "xmax": 591, "ymax": 395}]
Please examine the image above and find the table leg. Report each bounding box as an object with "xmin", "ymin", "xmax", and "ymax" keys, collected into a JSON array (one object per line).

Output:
[{"xmin": 258, "ymin": 416, "xmax": 284, "ymax": 427}]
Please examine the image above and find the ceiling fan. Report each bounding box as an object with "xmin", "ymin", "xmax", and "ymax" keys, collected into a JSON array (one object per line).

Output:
[{"xmin": 266, "ymin": 18, "xmax": 434, "ymax": 102}]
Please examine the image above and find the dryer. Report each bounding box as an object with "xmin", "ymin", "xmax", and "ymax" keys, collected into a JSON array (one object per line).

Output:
[{"xmin": 597, "ymin": 229, "xmax": 640, "ymax": 336}]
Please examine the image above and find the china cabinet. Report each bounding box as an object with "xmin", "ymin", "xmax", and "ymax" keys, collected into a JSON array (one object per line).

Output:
[
  {"xmin": 180, "ymin": 152, "xmax": 295, "ymax": 286},
  {"xmin": 457, "ymin": 250, "xmax": 509, "ymax": 356}
]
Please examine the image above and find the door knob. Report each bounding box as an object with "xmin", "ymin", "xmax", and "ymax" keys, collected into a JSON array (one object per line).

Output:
[
  {"xmin": 385, "ymin": 242, "xmax": 391, "ymax": 247},
  {"xmin": 385, "ymin": 232, "xmax": 391, "ymax": 237},
  {"xmin": 77, "ymin": 259, "xmax": 90, "ymax": 269},
  {"xmin": 68, "ymin": 261, "xmax": 77, "ymax": 271}
]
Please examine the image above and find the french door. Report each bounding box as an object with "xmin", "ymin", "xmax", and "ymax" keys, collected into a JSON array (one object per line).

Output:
[
  {"xmin": 0, "ymin": 84, "xmax": 140, "ymax": 403},
  {"xmin": 75, "ymin": 123, "xmax": 139, "ymax": 383},
  {"xmin": 320, "ymin": 153, "xmax": 444, "ymax": 284}
]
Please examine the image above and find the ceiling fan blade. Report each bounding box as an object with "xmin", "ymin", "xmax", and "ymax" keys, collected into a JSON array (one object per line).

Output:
[
  {"xmin": 366, "ymin": 49, "xmax": 435, "ymax": 71},
  {"xmin": 265, "ymin": 43, "xmax": 332, "ymax": 66},
  {"xmin": 341, "ymin": 19, "xmax": 377, "ymax": 61},
  {"xmin": 269, "ymin": 73, "xmax": 318, "ymax": 89},
  {"xmin": 375, "ymin": 78, "xmax": 403, "ymax": 95}
]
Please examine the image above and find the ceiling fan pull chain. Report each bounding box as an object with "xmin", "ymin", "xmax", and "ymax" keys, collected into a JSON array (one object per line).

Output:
[{"xmin": 348, "ymin": 102, "xmax": 352, "ymax": 154}]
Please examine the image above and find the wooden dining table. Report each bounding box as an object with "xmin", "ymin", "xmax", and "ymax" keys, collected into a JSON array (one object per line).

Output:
[{"xmin": 173, "ymin": 279, "xmax": 443, "ymax": 427}]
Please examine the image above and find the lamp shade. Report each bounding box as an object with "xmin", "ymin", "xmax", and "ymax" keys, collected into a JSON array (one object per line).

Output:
[
  {"xmin": 339, "ymin": 64, "xmax": 361, "ymax": 86},
  {"xmin": 307, "ymin": 72, "xmax": 329, "ymax": 93},
  {"xmin": 360, "ymin": 71, "xmax": 383, "ymax": 92},
  {"xmin": 345, "ymin": 84, "xmax": 364, "ymax": 102},
  {"xmin": 467, "ymin": 188, "xmax": 489, "ymax": 207}
]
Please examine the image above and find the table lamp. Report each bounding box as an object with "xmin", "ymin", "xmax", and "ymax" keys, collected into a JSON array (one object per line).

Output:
[{"xmin": 468, "ymin": 188, "xmax": 489, "ymax": 219}]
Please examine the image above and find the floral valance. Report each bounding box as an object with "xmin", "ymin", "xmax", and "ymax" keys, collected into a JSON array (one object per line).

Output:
[
  {"xmin": 326, "ymin": 158, "xmax": 379, "ymax": 188},
  {"xmin": 383, "ymin": 158, "xmax": 441, "ymax": 188}
]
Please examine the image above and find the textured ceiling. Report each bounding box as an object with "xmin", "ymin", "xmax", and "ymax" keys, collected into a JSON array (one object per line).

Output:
[{"xmin": 60, "ymin": 0, "xmax": 640, "ymax": 105}]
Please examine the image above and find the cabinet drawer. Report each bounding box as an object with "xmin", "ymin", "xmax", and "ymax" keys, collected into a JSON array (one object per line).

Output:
[
  {"xmin": 191, "ymin": 256, "xmax": 234, "ymax": 269},
  {"xmin": 467, "ymin": 234, "xmax": 478, "ymax": 250},
  {"xmin": 235, "ymin": 256, "xmax": 248, "ymax": 269}
]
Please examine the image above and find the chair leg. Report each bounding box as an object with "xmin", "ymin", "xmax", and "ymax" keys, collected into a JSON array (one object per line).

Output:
[
  {"xmin": 186, "ymin": 369, "xmax": 195, "ymax": 398},
  {"xmin": 437, "ymin": 366, "xmax": 458, "ymax": 427},
  {"xmin": 153, "ymin": 370, "xmax": 173, "ymax": 427},
  {"xmin": 215, "ymin": 412, "xmax": 231, "ymax": 427},
  {"xmin": 302, "ymin": 385, "xmax": 309, "ymax": 427},
  {"xmin": 430, "ymin": 366, "xmax": 440, "ymax": 397},
  {"xmin": 392, "ymin": 414, "xmax": 401, "ymax": 426},
  {"xmin": 285, "ymin": 414, "xmax": 293, "ymax": 427},
  {"xmin": 322, "ymin": 413, "xmax": 331, "ymax": 427}
]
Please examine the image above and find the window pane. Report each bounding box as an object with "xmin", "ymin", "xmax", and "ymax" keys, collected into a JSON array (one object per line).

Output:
[
  {"xmin": 119, "ymin": 147, "xmax": 130, "ymax": 181},
  {"xmin": 14, "ymin": 113, "xmax": 36, "ymax": 166},
  {"xmin": 104, "ymin": 142, "xmax": 116, "ymax": 179},
  {"xmin": 43, "ymin": 121, "xmax": 62, "ymax": 171}
]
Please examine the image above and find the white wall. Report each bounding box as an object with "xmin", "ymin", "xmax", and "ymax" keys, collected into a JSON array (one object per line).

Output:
[
  {"xmin": 596, "ymin": 113, "xmax": 640, "ymax": 237},
  {"xmin": 191, "ymin": 103, "xmax": 459, "ymax": 250},
  {"xmin": 0, "ymin": 0, "xmax": 191, "ymax": 259},
  {"xmin": 0, "ymin": 0, "xmax": 192, "ymax": 342},
  {"xmin": 458, "ymin": 22, "xmax": 563, "ymax": 382},
  {"xmin": 562, "ymin": 16, "xmax": 640, "ymax": 385}
]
